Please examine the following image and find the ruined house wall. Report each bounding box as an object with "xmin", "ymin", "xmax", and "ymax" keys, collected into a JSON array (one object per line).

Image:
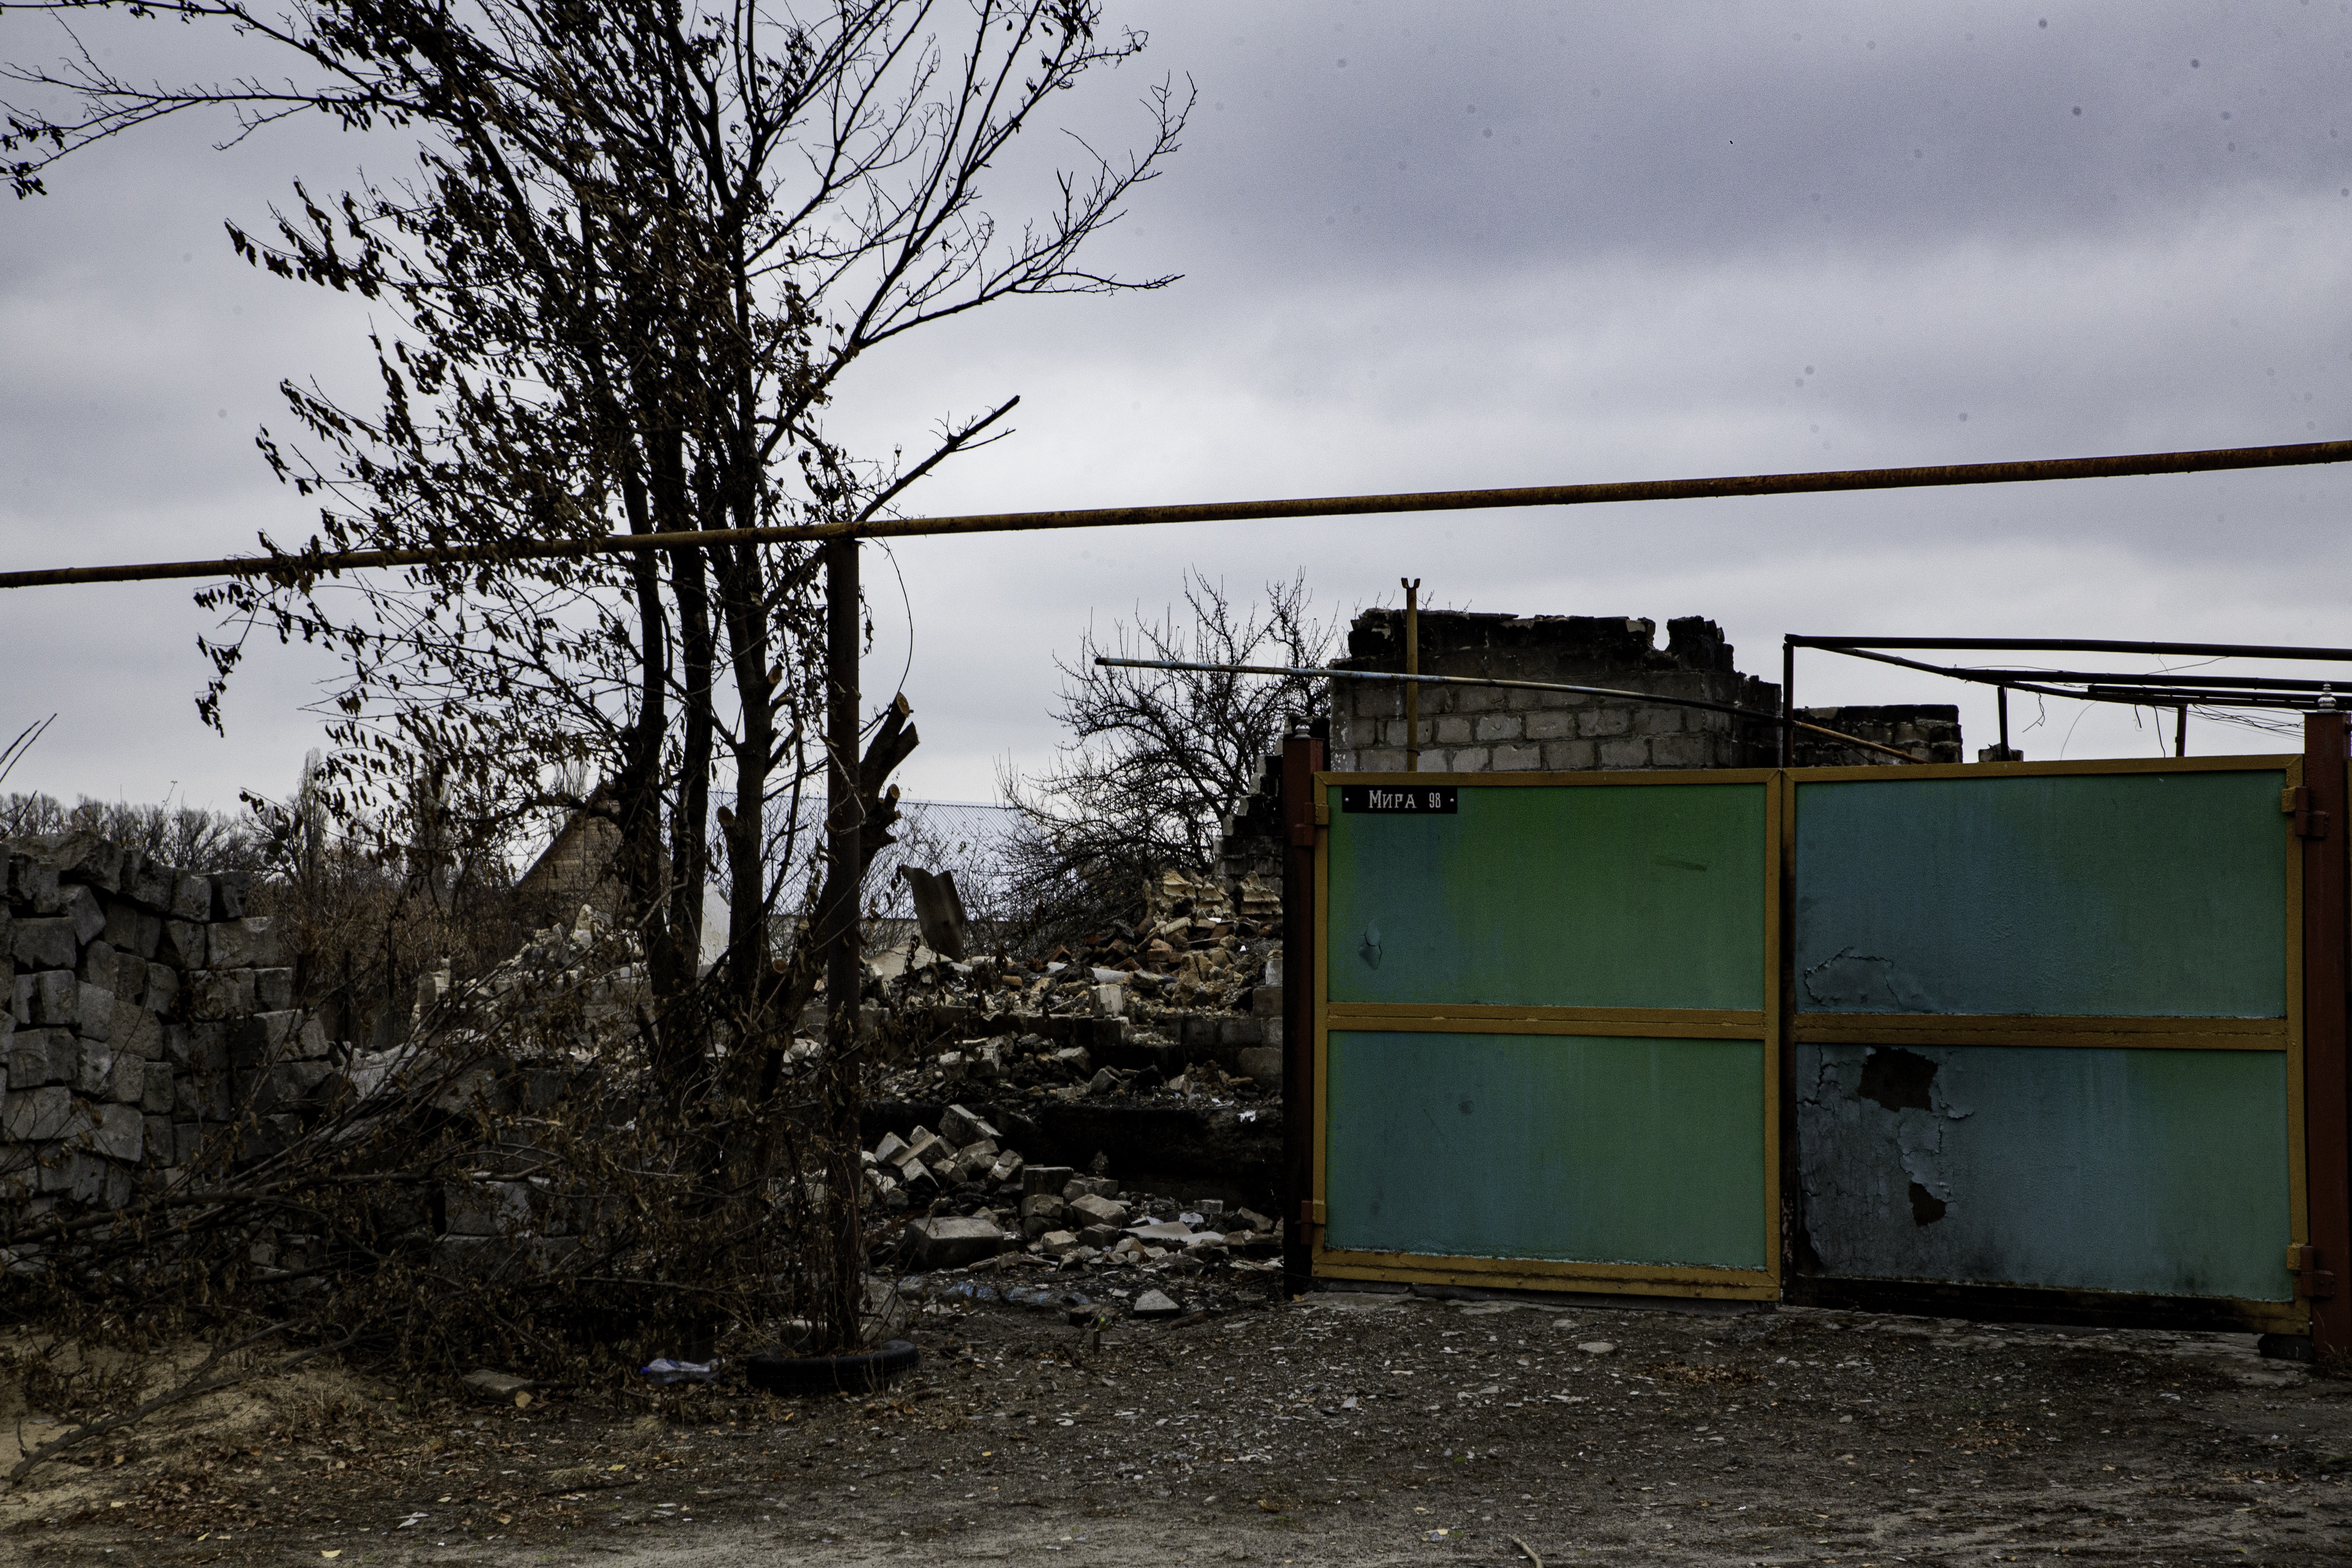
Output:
[
  {"xmin": 2, "ymin": 834, "xmax": 330, "ymax": 1215},
  {"xmin": 1215, "ymin": 749, "xmax": 1287, "ymax": 895},
  {"xmin": 1793, "ymin": 705, "xmax": 1964, "ymax": 766},
  {"xmin": 1325, "ymin": 611, "xmax": 1784, "ymax": 773},
  {"xmin": 515, "ymin": 805, "xmax": 625, "ymax": 919}
]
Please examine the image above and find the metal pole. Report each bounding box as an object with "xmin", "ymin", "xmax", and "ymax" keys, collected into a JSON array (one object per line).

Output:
[
  {"xmin": 1998, "ymin": 687, "xmax": 2010, "ymax": 757},
  {"xmin": 2300, "ymin": 713, "xmax": 2352, "ymax": 1358},
  {"xmin": 1280, "ymin": 724, "xmax": 1324, "ymax": 1299},
  {"xmin": 820, "ymin": 532, "xmax": 864, "ymax": 1344},
  {"xmin": 2176, "ymin": 705, "xmax": 2188, "ymax": 758},
  {"xmin": 1402, "ymin": 579, "xmax": 1421, "ymax": 773},
  {"xmin": 824, "ymin": 533, "xmax": 862, "ymax": 1044},
  {"xmin": 1780, "ymin": 639, "xmax": 1795, "ymax": 768},
  {"xmin": 8, "ymin": 436, "xmax": 2352, "ymax": 591}
]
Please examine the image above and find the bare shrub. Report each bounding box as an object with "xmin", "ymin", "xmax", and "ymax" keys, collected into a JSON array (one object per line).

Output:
[{"xmin": 1001, "ymin": 572, "xmax": 1332, "ymax": 949}]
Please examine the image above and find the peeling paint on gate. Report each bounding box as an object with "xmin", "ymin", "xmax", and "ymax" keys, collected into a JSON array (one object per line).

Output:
[{"xmin": 1795, "ymin": 1043, "xmax": 2293, "ymax": 1302}]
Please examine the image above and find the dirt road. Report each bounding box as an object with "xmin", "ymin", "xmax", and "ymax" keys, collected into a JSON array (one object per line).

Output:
[{"xmin": 9, "ymin": 1288, "xmax": 2349, "ymax": 1565}]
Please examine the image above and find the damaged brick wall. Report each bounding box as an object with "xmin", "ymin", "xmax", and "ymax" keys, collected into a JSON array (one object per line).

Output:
[
  {"xmin": 1325, "ymin": 610, "xmax": 1783, "ymax": 772},
  {"xmin": 3, "ymin": 834, "xmax": 331, "ymax": 1215},
  {"xmin": 1793, "ymin": 705, "xmax": 1964, "ymax": 766}
]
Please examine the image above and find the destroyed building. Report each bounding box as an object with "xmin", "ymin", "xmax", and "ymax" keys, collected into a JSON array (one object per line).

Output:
[{"xmin": 1321, "ymin": 609, "xmax": 1961, "ymax": 772}]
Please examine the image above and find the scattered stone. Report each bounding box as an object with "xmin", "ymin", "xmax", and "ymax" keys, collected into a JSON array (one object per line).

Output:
[
  {"xmin": 940, "ymin": 1103, "xmax": 999, "ymax": 1145},
  {"xmin": 1067, "ymin": 1193, "xmax": 1130, "ymax": 1228},
  {"xmin": 1578, "ymin": 1341, "xmax": 1616, "ymax": 1356},
  {"xmin": 1132, "ymin": 1289, "xmax": 1182, "ymax": 1318},
  {"xmin": 463, "ymin": 1370, "xmax": 536, "ymax": 1401},
  {"xmin": 1021, "ymin": 1164, "xmax": 1077, "ymax": 1197},
  {"xmin": 903, "ymin": 1215, "xmax": 1014, "ymax": 1271}
]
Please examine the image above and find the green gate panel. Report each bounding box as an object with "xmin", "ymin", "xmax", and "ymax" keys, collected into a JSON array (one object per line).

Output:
[
  {"xmin": 1796, "ymin": 1043, "xmax": 2294, "ymax": 1301},
  {"xmin": 1793, "ymin": 771, "xmax": 2287, "ymax": 1017},
  {"xmin": 1327, "ymin": 782, "xmax": 1767, "ymax": 1009},
  {"xmin": 1325, "ymin": 1031, "xmax": 1766, "ymax": 1268}
]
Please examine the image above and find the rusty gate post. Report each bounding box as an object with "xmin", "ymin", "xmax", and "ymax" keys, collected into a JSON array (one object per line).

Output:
[
  {"xmin": 1281, "ymin": 724, "xmax": 1325, "ymax": 1299},
  {"xmin": 2302, "ymin": 713, "xmax": 2351, "ymax": 1356}
]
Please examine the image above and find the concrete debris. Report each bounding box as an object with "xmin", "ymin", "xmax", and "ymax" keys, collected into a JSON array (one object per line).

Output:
[
  {"xmin": 866, "ymin": 866, "xmax": 1285, "ymax": 1114},
  {"xmin": 1130, "ymin": 1289, "xmax": 1181, "ymax": 1317},
  {"xmin": 462, "ymin": 1369, "xmax": 538, "ymax": 1401},
  {"xmin": 869, "ymin": 1100, "xmax": 1283, "ymax": 1318},
  {"xmin": 902, "ymin": 1215, "xmax": 1021, "ymax": 1271},
  {"xmin": 898, "ymin": 866, "xmax": 971, "ymax": 962}
]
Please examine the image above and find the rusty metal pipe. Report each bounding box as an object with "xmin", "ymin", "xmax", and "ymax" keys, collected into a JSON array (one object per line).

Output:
[{"xmin": 5, "ymin": 436, "xmax": 2350, "ymax": 591}]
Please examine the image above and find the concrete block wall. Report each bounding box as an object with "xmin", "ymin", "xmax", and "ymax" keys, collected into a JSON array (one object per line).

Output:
[
  {"xmin": 1215, "ymin": 748, "xmax": 1287, "ymax": 895},
  {"xmin": 2, "ymin": 832, "xmax": 330, "ymax": 1219},
  {"xmin": 1328, "ymin": 610, "xmax": 1783, "ymax": 773},
  {"xmin": 1792, "ymin": 705, "xmax": 1965, "ymax": 766}
]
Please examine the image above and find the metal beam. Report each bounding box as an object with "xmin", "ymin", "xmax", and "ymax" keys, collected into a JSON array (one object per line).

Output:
[{"xmin": 1802, "ymin": 644, "xmax": 2352, "ymax": 712}]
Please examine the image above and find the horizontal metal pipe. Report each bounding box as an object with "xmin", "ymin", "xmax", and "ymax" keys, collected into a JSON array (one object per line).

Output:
[
  {"xmin": 4, "ymin": 435, "xmax": 2349, "ymax": 591},
  {"xmin": 1790, "ymin": 634, "xmax": 2352, "ymax": 662},
  {"xmin": 1818, "ymin": 643, "xmax": 2149, "ymax": 704},
  {"xmin": 2084, "ymin": 686, "xmax": 2343, "ymax": 710},
  {"xmin": 1819, "ymin": 644, "xmax": 2349, "ymax": 712},
  {"xmin": 1963, "ymin": 669, "xmax": 2352, "ymax": 694},
  {"xmin": 1095, "ymin": 656, "xmax": 1926, "ymax": 763}
]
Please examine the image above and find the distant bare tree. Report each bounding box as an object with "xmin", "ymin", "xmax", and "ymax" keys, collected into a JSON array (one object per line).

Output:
[
  {"xmin": 1001, "ymin": 571, "xmax": 1330, "ymax": 941},
  {"xmin": 0, "ymin": 791, "xmax": 264, "ymax": 870}
]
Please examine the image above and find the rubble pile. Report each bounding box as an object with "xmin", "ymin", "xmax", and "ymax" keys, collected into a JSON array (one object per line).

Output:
[
  {"xmin": 875, "ymin": 1020, "xmax": 1273, "ymax": 1108},
  {"xmin": 408, "ymin": 903, "xmax": 647, "ymax": 1048},
  {"xmin": 1069, "ymin": 868, "xmax": 1281, "ymax": 999},
  {"xmin": 878, "ymin": 1102, "xmax": 1285, "ymax": 1319},
  {"xmin": 869, "ymin": 867, "xmax": 1288, "ymax": 1106}
]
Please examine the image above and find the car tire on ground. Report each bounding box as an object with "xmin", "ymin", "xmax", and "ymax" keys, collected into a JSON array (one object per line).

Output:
[{"xmin": 746, "ymin": 1339, "xmax": 921, "ymax": 1395}]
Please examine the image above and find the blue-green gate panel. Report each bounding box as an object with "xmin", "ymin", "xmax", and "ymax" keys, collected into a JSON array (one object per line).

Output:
[
  {"xmin": 1793, "ymin": 770, "xmax": 2288, "ymax": 1017},
  {"xmin": 1327, "ymin": 782, "xmax": 1767, "ymax": 1010},
  {"xmin": 1326, "ymin": 1031, "xmax": 1766, "ymax": 1269},
  {"xmin": 1795, "ymin": 1043, "xmax": 2294, "ymax": 1301}
]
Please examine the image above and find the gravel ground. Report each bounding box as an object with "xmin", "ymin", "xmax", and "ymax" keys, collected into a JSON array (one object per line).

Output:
[{"xmin": 10, "ymin": 1287, "xmax": 2351, "ymax": 1565}]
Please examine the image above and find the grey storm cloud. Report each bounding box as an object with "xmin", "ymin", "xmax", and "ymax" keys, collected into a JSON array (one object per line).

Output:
[{"xmin": 4, "ymin": 0, "xmax": 2351, "ymax": 812}]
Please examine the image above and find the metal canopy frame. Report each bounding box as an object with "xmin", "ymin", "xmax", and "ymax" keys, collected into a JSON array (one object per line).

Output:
[{"xmin": 1779, "ymin": 635, "xmax": 2352, "ymax": 765}]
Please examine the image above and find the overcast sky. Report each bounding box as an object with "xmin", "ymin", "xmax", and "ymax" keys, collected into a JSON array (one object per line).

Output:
[{"xmin": 4, "ymin": 0, "xmax": 2351, "ymax": 824}]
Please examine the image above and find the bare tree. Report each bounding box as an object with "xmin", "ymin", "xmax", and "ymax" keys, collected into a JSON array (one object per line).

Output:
[
  {"xmin": 0, "ymin": 790, "xmax": 264, "ymax": 869},
  {"xmin": 6, "ymin": 0, "xmax": 1186, "ymax": 1349},
  {"xmin": 1002, "ymin": 571, "xmax": 1330, "ymax": 942}
]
